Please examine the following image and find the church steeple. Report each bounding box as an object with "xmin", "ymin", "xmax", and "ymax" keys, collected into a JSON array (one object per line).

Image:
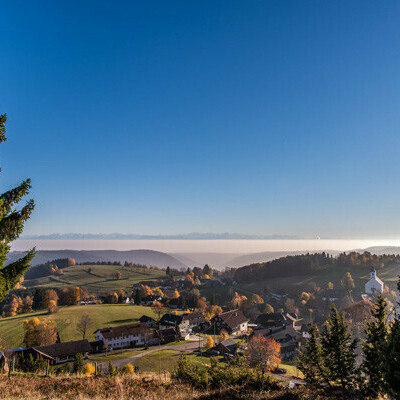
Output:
[{"xmin": 370, "ymin": 266, "xmax": 376, "ymax": 280}]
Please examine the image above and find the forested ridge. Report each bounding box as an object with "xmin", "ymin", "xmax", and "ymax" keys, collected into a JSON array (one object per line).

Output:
[{"xmin": 234, "ymin": 252, "xmax": 400, "ymax": 283}]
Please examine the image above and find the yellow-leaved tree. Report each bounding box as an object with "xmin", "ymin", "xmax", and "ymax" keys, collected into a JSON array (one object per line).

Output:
[
  {"xmin": 23, "ymin": 317, "xmax": 58, "ymax": 347},
  {"xmin": 205, "ymin": 336, "xmax": 214, "ymax": 349}
]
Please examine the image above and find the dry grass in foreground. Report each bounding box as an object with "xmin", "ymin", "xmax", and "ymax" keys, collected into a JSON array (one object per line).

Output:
[{"xmin": 0, "ymin": 374, "xmax": 366, "ymax": 400}]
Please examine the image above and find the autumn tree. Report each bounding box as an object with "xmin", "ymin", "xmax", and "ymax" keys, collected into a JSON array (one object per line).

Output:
[
  {"xmin": 219, "ymin": 330, "xmax": 229, "ymax": 341},
  {"xmin": 77, "ymin": 313, "xmax": 93, "ymax": 339},
  {"xmin": 341, "ymin": 272, "xmax": 355, "ymax": 293},
  {"xmin": 153, "ymin": 287, "xmax": 164, "ymax": 297},
  {"xmin": 0, "ymin": 114, "xmax": 35, "ymax": 300},
  {"xmin": 117, "ymin": 288, "xmax": 126, "ymax": 302},
  {"xmin": 140, "ymin": 284, "xmax": 153, "ymax": 297},
  {"xmin": 23, "ymin": 317, "xmax": 58, "ymax": 347},
  {"xmin": 61, "ymin": 287, "xmax": 82, "ymax": 305},
  {"xmin": 230, "ymin": 292, "xmax": 247, "ymax": 309},
  {"xmin": 263, "ymin": 303, "xmax": 274, "ymax": 314},
  {"xmin": 48, "ymin": 300, "xmax": 58, "ymax": 314},
  {"xmin": 172, "ymin": 289, "xmax": 180, "ymax": 299},
  {"xmin": 245, "ymin": 334, "xmax": 281, "ymax": 372},
  {"xmin": 250, "ymin": 294, "xmax": 264, "ymax": 306},
  {"xmin": 114, "ymin": 271, "xmax": 122, "ymax": 280},
  {"xmin": 22, "ymin": 296, "xmax": 33, "ymax": 313},
  {"xmin": 7, "ymin": 296, "xmax": 20, "ymax": 316},
  {"xmin": 205, "ymin": 336, "xmax": 214, "ymax": 349},
  {"xmin": 45, "ymin": 289, "xmax": 59, "ymax": 308},
  {"xmin": 204, "ymin": 304, "xmax": 223, "ymax": 322},
  {"xmin": 109, "ymin": 292, "xmax": 118, "ymax": 304},
  {"xmin": 151, "ymin": 301, "xmax": 166, "ymax": 324},
  {"xmin": 185, "ymin": 274, "xmax": 194, "ymax": 286}
]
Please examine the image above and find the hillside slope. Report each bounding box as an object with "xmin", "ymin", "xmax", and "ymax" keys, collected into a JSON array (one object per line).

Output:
[
  {"xmin": 7, "ymin": 249, "xmax": 187, "ymax": 268},
  {"xmin": 23, "ymin": 263, "xmax": 165, "ymax": 293}
]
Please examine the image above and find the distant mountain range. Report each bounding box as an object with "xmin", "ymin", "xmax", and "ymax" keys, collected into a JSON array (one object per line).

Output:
[
  {"xmin": 21, "ymin": 232, "xmax": 300, "ymax": 240},
  {"xmin": 8, "ymin": 246, "xmax": 399, "ymax": 271}
]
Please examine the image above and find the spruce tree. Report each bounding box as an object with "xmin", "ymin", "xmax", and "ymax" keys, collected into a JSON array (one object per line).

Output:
[
  {"xmin": 134, "ymin": 288, "xmax": 141, "ymax": 305},
  {"xmin": 384, "ymin": 277, "xmax": 400, "ymax": 399},
  {"xmin": 361, "ymin": 295, "xmax": 390, "ymax": 396},
  {"xmin": 0, "ymin": 114, "xmax": 35, "ymax": 300},
  {"xmin": 297, "ymin": 321, "xmax": 331, "ymax": 387},
  {"xmin": 385, "ymin": 317, "xmax": 400, "ymax": 399},
  {"xmin": 72, "ymin": 353, "xmax": 84, "ymax": 374},
  {"xmin": 320, "ymin": 304, "xmax": 359, "ymax": 390}
]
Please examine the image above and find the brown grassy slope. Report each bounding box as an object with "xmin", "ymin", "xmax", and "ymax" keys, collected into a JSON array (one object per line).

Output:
[{"xmin": 0, "ymin": 375, "xmax": 366, "ymax": 400}]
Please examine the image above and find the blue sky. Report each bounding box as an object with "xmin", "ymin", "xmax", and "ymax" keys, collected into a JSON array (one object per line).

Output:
[{"xmin": 2, "ymin": 1, "xmax": 400, "ymax": 239}]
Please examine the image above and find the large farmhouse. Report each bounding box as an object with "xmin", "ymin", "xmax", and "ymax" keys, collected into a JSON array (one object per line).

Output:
[{"xmin": 95, "ymin": 323, "xmax": 157, "ymax": 350}]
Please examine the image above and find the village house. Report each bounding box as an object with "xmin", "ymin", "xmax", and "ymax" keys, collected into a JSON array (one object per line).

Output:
[
  {"xmin": 159, "ymin": 314, "xmax": 189, "ymax": 335},
  {"xmin": 183, "ymin": 311, "xmax": 206, "ymax": 332},
  {"xmin": 95, "ymin": 323, "xmax": 157, "ymax": 350},
  {"xmin": 256, "ymin": 325, "xmax": 301, "ymax": 360},
  {"xmin": 157, "ymin": 328, "xmax": 177, "ymax": 344},
  {"xmin": 31, "ymin": 340, "xmax": 92, "ymax": 365},
  {"xmin": 89, "ymin": 340, "xmax": 108, "ymax": 354},
  {"xmin": 159, "ymin": 312, "xmax": 206, "ymax": 336},
  {"xmin": 209, "ymin": 338, "xmax": 236, "ymax": 355},
  {"xmin": 141, "ymin": 295, "xmax": 163, "ymax": 306},
  {"xmin": 212, "ymin": 309, "xmax": 249, "ymax": 336},
  {"xmin": 255, "ymin": 312, "xmax": 287, "ymax": 328},
  {"xmin": 139, "ymin": 315, "xmax": 156, "ymax": 328}
]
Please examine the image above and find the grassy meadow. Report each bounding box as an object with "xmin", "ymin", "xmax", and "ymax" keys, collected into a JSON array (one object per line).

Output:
[
  {"xmin": 132, "ymin": 349, "xmax": 212, "ymax": 373},
  {"xmin": 0, "ymin": 304, "xmax": 158, "ymax": 348},
  {"xmin": 24, "ymin": 264, "xmax": 165, "ymax": 294}
]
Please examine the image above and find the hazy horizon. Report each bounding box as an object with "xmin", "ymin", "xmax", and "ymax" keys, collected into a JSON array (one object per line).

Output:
[{"xmin": 10, "ymin": 239, "xmax": 400, "ymax": 254}]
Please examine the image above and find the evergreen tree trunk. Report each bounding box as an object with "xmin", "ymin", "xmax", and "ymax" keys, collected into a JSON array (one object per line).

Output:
[{"xmin": 0, "ymin": 114, "xmax": 35, "ymax": 300}]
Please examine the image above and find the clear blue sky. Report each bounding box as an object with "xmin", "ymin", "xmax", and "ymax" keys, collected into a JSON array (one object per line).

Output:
[{"xmin": 2, "ymin": 0, "xmax": 400, "ymax": 238}]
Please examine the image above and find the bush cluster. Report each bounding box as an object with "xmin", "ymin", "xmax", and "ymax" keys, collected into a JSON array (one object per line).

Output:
[{"xmin": 173, "ymin": 355, "xmax": 280, "ymax": 391}]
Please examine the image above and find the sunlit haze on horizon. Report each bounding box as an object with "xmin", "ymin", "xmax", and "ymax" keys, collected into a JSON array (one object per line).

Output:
[{"xmin": 10, "ymin": 239, "xmax": 400, "ymax": 254}]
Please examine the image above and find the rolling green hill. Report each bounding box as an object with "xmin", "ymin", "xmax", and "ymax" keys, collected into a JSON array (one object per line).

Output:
[
  {"xmin": 24, "ymin": 264, "xmax": 165, "ymax": 294},
  {"xmin": 0, "ymin": 304, "xmax": 158, "ymax": 348}
]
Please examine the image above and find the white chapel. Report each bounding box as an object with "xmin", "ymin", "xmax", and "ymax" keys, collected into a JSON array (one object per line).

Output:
[{"xmin": 365, "ymin": 266, "xmax": 384, "ymax": 295}]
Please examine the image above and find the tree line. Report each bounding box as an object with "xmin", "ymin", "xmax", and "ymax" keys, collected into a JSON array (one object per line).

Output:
[{"xmin": 234, "ymin": 251, "xmax": 400, "ymax": 283}]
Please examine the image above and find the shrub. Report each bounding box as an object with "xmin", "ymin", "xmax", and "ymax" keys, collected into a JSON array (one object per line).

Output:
[
  {"xmin": 173, "ymin": 355, "xmax": 279, "ymax": 390},
  {"xmin": 84, "ymin": 363, "xmax": 95, "ymax": 375},
  {"xmin": 107, "ymin": 360, "xmax": 115, "ymax": 376},
  {"xmin": 122, "ymin": 363, "xmax": 134, "ymax": 374},
  {"xmin": 18, "ymin": 354, "xmax": 47, "ymax": 373}
]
